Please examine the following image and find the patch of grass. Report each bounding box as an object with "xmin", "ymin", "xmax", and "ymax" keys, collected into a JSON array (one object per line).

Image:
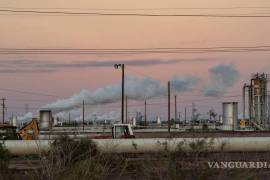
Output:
[
  {"xmin": 25, "ymin": 137, "xmax": 270, "ymax": 180},
  {"xmin": 0, "ymin": 143, "xmax": 11, "ymax": 172}
]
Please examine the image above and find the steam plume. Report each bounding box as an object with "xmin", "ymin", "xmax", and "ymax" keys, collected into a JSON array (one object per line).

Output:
[
  {"xmin": 204, "ymin": 64, "xmax": 239, "ymax": 97},
  {"xmin": 43, "ymin": 75, "xmax": 198, "ymax": 112}
]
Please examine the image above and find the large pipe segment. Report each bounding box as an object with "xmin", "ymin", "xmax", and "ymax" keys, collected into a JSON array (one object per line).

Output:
[{"xmin": 2, "ymin": 137, "xmax": 270, "ymax": 155}]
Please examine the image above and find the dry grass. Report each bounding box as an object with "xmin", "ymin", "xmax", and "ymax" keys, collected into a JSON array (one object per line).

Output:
[{"xmin": 2, "ymin": 138, "xmax": 270, "ymax": 180}]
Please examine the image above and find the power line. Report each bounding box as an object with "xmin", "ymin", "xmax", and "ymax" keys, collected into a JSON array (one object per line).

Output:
[
  {"xmin": 2, "ymin": 45, "xmax": 270, "ymax": 50},
  {"xmin": 1, "ymin": 46, "xmax": 270, "ymax": 55},
  {"xmin": 1, "ymin": 9, "xmax": 270, "ymax": 17},
  {"xmin": 2, "ymin": 6, "xmax": 270, "ymax": 11}
]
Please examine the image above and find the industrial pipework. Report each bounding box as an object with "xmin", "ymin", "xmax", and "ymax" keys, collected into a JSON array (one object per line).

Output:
[{"xmin": 3, "ymin": 137, "xmax": 270, "ymax": 155}]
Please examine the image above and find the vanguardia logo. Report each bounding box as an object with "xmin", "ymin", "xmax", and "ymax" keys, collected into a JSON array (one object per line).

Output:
[{"xmin": 208, "ymin": 161, "xmax": 270, "ymax": 169}]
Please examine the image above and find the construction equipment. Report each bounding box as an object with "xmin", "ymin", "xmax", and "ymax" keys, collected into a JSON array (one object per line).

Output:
[
  {"xmin": 0, "ymin": 124, "xmax": 20, "ymax": 140},
  {"xmin": 18, "ymin": 118, "xmax": 39, "ymax": 140}
]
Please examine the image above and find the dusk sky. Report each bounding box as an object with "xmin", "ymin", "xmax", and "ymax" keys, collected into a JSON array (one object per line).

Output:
[{"xmin": 1, "ymin": 0, "xmax": 270, "ymax": 121}]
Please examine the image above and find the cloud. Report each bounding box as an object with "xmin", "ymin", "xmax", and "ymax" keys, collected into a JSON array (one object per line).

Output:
[
  {"xmin": 204, "ymin": 64, "xmax": 239, "ymax": 97},
  {"xmin": 0, "ymin": 58, "xmax": 211, "ymax": 73}
]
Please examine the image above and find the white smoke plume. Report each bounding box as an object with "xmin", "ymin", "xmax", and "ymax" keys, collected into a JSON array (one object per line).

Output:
[
  {"xmin": 17, "ymin": 112, "xmax": 33, "ymax": 123},
  {"xmin": 204, "ymin": 64, "xmax": 239, "ymax": 97},
  {"xmin": 43, "ymin": 75, "xmax": 199, "ymax": 113},
  {"xmin": 54, "ymin": 110, "xmax": 120, "ymax": 122}
]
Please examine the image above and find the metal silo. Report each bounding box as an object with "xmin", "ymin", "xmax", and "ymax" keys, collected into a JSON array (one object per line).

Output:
[
  {"xmin": 39, "ymin": 110, "xmax": 52, "ymax": 130},
  {"xmin": 10, "ymin": 115, "xmax": 17, "ymax": 127},
  {"xmin": 132, "ymin": 117, "xmax": 136, "ymax": 127},
  {"xmin": 222, "ymin": 102, "xmax": 238, "ymax": 130},
  {"xmin": 156, "ymin": 116, "xmax": 161, "ymax": 125}
]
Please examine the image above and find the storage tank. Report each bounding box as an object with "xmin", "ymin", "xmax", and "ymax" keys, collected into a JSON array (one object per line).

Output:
[
  {"xmin": 10, "ymin": 115, "xmax": 17, "ymax": 127},
  {"xmin": 39, "ymin": 110, "xmax": 52, "ymax": 130},
  {"xmin": 156, "ymin": 116, "xmax": 161, "ymax": 125},
  {"xmin": 132, "ymin": 117, "xmax": 136, "ymax": 127},
  {"xmin": 222, "ymin": 102, "xmax": 238, "ymax": 130}
]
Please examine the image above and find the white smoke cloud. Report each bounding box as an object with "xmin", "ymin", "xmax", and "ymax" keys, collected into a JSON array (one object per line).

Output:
[
  {"xmin": 43, "ymin": 75, "xmax": 199, "ymax": 113},
  {"xmin": 204, "ymin": 64, "xmax": 239, "ymax": 97},
  {"xmin": 54, "ymin": 110, "xmax": 120, "ymax": 122},
  {"xmin": 171, "ymin": 75, "xmax": 199, "ymax": 92},
  {"xmin": 17, "ymin": 112, "xmax": 33, "ymax": 123}
]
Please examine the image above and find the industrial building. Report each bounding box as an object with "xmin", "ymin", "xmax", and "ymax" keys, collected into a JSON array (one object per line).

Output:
[{"xmin": 243, "ymin": 73, "xmax": 270, "ymax": 130}]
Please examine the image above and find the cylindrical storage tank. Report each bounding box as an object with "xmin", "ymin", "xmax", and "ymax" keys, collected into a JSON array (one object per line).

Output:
[
  {"xmin": 10, "ymin": 116, "xmax": 17, "ymax": 127},
  {"xmin": 156, "ymin": 116, "xmax": 161, "ymax": 125},
  {"xmin": 222, "ymin": 102, "xmax": 238, "ymax": 130},
  {"xmin": 39, "ymin": 110, "xmax": 52, "ymax": 130},
  {"xmin": 132, "ymin": 117, "xmax": 136, "ymax": 127}
]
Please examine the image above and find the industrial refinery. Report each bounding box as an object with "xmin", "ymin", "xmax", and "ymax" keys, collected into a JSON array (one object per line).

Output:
[
  {"xmin": 1, "ymin": 1, "xmax": 270, "ymax": 178},
  {"xmin": 1, "ymin": 73, "xmax": 270, "ymax": 142}
]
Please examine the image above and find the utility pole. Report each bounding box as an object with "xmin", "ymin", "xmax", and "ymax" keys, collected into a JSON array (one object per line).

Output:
[
  {"xmin": 178, "ymin": 112, "xmax": 181, "ymax": 124},
  {"xmin": 192, "ymin": 102, "xmax": 195, "ymax": 124},
  {"xmin": 68, "ymin": 112, "xmax": 71, "ymax": 125},
  {"xmin": 175, "ymin": 95, "xmax": 177, "ymax": 124},
  {"xmin": 126, "ymin": 96, "xmax": 128, "ymax": 124},
  {"xmin": 144, "ymin": 100, "xmax": 147, "ymax": 127},
  {"xmin": 168, "ymin": 82, "xmax": 171, "ymax": 133},
  {"xmin": 184, "ymin": 107, "xmax": 187, "ymax": 125},
  {"xmin": 122, "ymin": 64, "xmax": 125, "ymax": 124},
  {"xmin": 82, "ymin": 100, "xmax": 85, "ymax": 131},
  {"xmin": 1, "ymin": 98, "xmax": 6, "ymax": 124},
  {"xmin": 114, "ymin": 64, "xmax": 125, "ymax": 124}
]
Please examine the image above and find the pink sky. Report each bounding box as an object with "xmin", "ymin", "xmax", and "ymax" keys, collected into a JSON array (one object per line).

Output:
[{"xmin": 0, "ymin": 0, "xmax": 270, "ymax": 120}]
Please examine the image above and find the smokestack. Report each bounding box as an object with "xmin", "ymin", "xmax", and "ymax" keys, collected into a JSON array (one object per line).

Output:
[
  {"xmin": 132, "ymin": 117, "xmax": 136, "ymax": 127},
  {"xmin": 156, "ymin": 116, "xmax": 161, "ymax": 125}
]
